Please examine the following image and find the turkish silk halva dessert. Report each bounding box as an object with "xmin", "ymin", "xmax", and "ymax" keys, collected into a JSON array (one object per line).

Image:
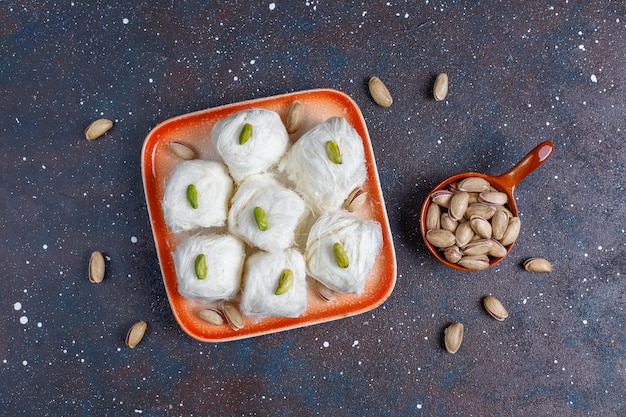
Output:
[{"xmin": 161, "ymin": 108, "xmax": 383, "ymax": 325}]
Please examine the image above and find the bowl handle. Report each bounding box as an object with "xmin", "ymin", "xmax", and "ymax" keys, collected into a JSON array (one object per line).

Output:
[{"xmin": 497, "ymin": 141, "xmax": 554, "ymax": 188}]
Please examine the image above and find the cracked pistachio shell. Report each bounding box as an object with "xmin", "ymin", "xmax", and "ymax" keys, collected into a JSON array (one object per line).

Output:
[
  {"xmin": 488, "ymin": 239, "xmax": 508, "ymax": 258},
  {"xmin": 315, "ymin": 280, "xmax": 336, "ymax": 301},
  {"xmin": 168, "ymin": 141, "xmax": 197, "ymax": 160},
  {"xmin": 431, "ymin": 190, "xmax": 454, "ymax": 208},
  {"xmin": 285, "ymin": 100, "xmax": 304, "ymax": 133},
  {"xmin": 491, "ymin": 209, "xmax": 510, "ymax": 240},
  {"xmin": 499, "ymin": 217, "xmax": 521, "ymax": 246},
  {"xmin": 456, "ymin": 177, "xmax": 491, "ymax": 192},
  {"xmin": 197, "ymin": 309, "xmax": 224, "ymax": 326},
  {"xmin": 126, "ymin": 320, "xmax": 147, "ymax": 348},
  {"xmin": 449, "ymin": 192, "xmax": 469, "ymax": 221},
  {"xmin": 343, "ymin": 188, "xmax": 368, "ymax": 212},
  {"xmin": 426, "ymin": 203, "xmax": 441, "ymax": 231},
  {"xmin": 470, "ymin": 215, "xmax": 492, "ymax": 239},
  {"xmin": 223, "ymin": 302, "xmax": 244, "ymax": 330},
  {"xmin": 444, "ymin": 322, "xmax": 464, "ymax": 354},
  {"xmin": 457, "ymin": 255, "xmax": 490, "ymax": 270},
  {"xmin": 425, "ymin": 229, "xmax": 456, "ymax": 248},
  {"xmin": 483, "ymin": 295, "xmax": 509, "ymax": 321},
  {"xmin": 444, "ymin": 246, "xmax": 462, "ymax": 264},
  {"xmin": 462, "ymin": 239, "xmax": 493, "ymax": 256},
  {"xmin": 524, "ymin": 258, "xmax": 553, "ymax": 273},
  {"xmin": 455, "ymin": 222, "xmax": 475, "ymax": 247},
  {"xmin": 440, "ymin": 213, "xmax": 458, "ymax": 233},
  {"xmin": 479, "ymin": 191, "xmax": 508, "ymax": 206},
  {"xmin": 464, "ymin": 203, "xmax": 496, "ymax": 220},
  {"xmin": 369, "ymin": 76, "xmax": 393, "ymax": 107}
]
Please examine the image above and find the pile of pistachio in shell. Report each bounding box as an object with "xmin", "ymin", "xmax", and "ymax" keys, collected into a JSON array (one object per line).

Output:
[{"xmin": 424, "ymin": 176, "xmax": 521, "ymax": 270}]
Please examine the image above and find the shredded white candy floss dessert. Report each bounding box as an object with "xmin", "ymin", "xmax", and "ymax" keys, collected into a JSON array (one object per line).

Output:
[
  {"xmin": 212, "ymin": 108, "xmax": 289, "ymax": 183},
  {"xmin": 173, "ymin": 234, "xmax": 245, "ymax": 302},
  {"xmin": 240, "ymin": 249, "xmax": 308, "ymax": 319},
  {"xmin": 162, "ymin": 160, "xmax": 234, "ymax": 233},
  {"xmin": 279, "ymin": 116, "xmax": 367, "ymax": 215},
  {"xmin": 305, "ymin": 211, "xmax": 382, "ymax": 295},
  {"xmin": 228, "ymin": 173, "xmax": 309, "ymax": 252}
]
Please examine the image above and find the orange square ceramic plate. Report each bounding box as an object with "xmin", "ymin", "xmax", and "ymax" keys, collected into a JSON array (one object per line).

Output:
[{"xmin": 141, "ymin": 88, "xmax": 396, "ymax": 342}]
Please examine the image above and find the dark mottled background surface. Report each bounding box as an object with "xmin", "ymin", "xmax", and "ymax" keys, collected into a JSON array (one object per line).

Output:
[{"xmin": 1, "ymin": 1, "xmax": 625, "ymax": 416}]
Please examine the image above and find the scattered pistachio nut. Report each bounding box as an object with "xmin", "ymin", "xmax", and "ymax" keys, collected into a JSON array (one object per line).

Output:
[
  {"xmin": 253, "ymin": 206, "xmax": 269, "ymax": 231},
  {"xmin": 186, "ymin": 184, "xmax": 199, "ymax": 209},
  {"xmin": 275, "ymin": 269, "xmax": 294, "ymax": 295},
  {"xmin": 457, "ymin": 255, "xmax": 490, "ymax": 270},
  {"xmin": 197, "ymin": 309, "xmax": 224, "ymax": 326},
  {"xmin": 125, "ymin": 320, "xmax": 147, "ymax": 348},
  {"xmin": 333, "ymin": 241, "xmax": 350, "ymax": 268},
  {"xmin": 325, "ymin": 140, "xmax": 342, "ymax": 164},
  {"xmin": 368, "ymin": 76, "xmax": 393, "ymax": 107},
  {"xmin": 444, "ymin": 322, "xmax": 464, "ymax": 354},
  {"xmin": 483, "ymin": 295, "xmax": 509, "ymax": 321},
  {"xmin": 343, "ymin": 188, "xmax": 368, "ymax": 212},
  {"xmin": 239, "ymin": 123, "xmax": 253, "ymax": 145},
  {"xmin": 433, "ymin": 73, "xmax": 449, "ymax": 101},
  {"xmin": 85, "ymin": 118, "xmax": 113, "ymax": 140},
  {"xmin": 88, "ymin": 250, "xmax": 105, "ymax": 283},
  {"xmin": 168, "ymin": 141, "xmax": 197, "ymax": 160},
  {"xmin": 524, "ymin": 258, "xmax": 553, "ymax": 273},
  {"xmin": 194, "ymin": 254, "xmax": 207, "ymax": 280},
  {"xmin": 285, "ymin": 100, "xmax": 304, "ymax": 134},
  {"xmin": 314, "ymin": 280, "xmax": 336, "ymax": 301},
  {"xmin": 223, "ymin": 302, "xmax": 244, "ymax": 330}
]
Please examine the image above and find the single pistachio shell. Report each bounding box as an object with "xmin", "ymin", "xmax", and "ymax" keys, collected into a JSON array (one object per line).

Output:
[
  {"xmin": 524, "ymin": 258, "xmax": 553, "ymax": 273},
  {"xmin": 254, "ymin": 206, "xmax": 269, "ymax": 231},
  {"xmin": 89, "ymin": 251, "xmax": 105, "ymax": 283},
  {"xmin": 168, "ymin": 141, "xmax": 197, "ymax": 160},
  {"xmin": 426, "ymin": 203, "xmax": 441, "ymax": 231},
  {"xmin": 467, "ymin": 192, "xmax": 480, "ymax": 204},
  {"xmin": 483, "ymin": 295, "xmax": 509, "ymax": 321},
  {"xmin": 491, "ymin": 209, "xmax": 510, "ymax": 240},
  {"xmin": 369, "ymin": 76, "xmax": 393, "ymax": 107},
  {"xmin": 444, "ymin": 322, "xmax": 464, "ymax": 354},
  {"xmin": 470, "ymin": 215, "xmax": 492, "ymax": 239},
  {"xmin": 425, "ymin": 229, "xmax": 456, "ymax": 248},
  {"xmin": 479, "ymin": 191, "xmax": 509, "ymax": 206},
  {"xmin": 239, "ymin": 123, "xmax": 253, "ymax": 145},
  {"xmin": 125, "ymin": 320, "xmax": 147, "ymax": 348},
  {"xmin": 457, "ymin": 255, "xmax": 490, "ymax": 270},
  {"xmin": 431, "ymin": 190, "xmax": 454, "ymax": 208},
  {"xmin": 223, "ymin": 302, "xmax": 244, "ymax": 330},
  {"xmin": 194, "ymin": 254, "xmax": 207, "ymax": 280},
  {"xmin": 433, "ymin": 73, "xmax": 449, "ymax": 101},
  {"xmin": 440, "ymin": 213, "xmax": 458, "ymax": 233},
  {"xmin": 488, "ymin": 239, "xmax": 508, "ymax": 258},
  {"xmin": 462, "ymin": 239, "xmax": 493, "ymax": 256},
  {"xmin": 275, "ymin": 269, "xmax": 294, "ymax": 295},
  {"xmin": 449, "ymin": 192, "xmax": 469, "ymax": 221},
  {"xmin": 325, "ymin": 140, "xmax": 342, "ymax": 164},
  {"xmin": 464, "ymin": 203, "xmax": 496, "ymax": 220},
  {"xmin": 186, "ymin": 184, "xmax": 198, "ymax": 209},
  {"xmin": 444, "ymin": 246, "xmax": 462, "ymax": 264},
  {"xmin": 197, "ymin": 309, "xmax": 224, "ymax": 326},
  {"xmin": 343, "ymin": 188, "xmax": 368, "ymax": 212},
  {"xmin": 499, "ymin": 217, "xmax": 521, "ymax": 246},
  {"xmin": 315, "ymin": 280, "xmax": 336, "ymax": 301},
  {"xmin": 285, "ymin": 100, "xmax": 304, "ymax": 134},
  {"xmin": 333, "ymin": 241, "xmax": 350, "ymax": 268},
  {"xmin": 456, "ymin": 177, "xmax": 491, "ymax": 192},
  {"xmin": 455, "ymin": 221, "xmax": 475, "ymax": 247},
  {"xmin": 85, "ymin": 118, "xmax": 113, "ymax": 140}
]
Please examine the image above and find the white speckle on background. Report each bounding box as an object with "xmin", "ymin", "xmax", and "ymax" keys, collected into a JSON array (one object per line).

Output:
[
  {"xmin": 37, "ymin": 322, "xmax": 43, "ymax": 328},
  {"xmin": 352, "ymin": 340, "xmax": 359, "ymax": 347},
  {"xmin": 417, "ymin": 403, "xmax": 423, "ymax": 409},
  {"xmin": 582, "ymin": 319, "xmax": 588, "ymax": 325},
  {"xmin": 269, "ymin": 3, "xmax": 276, "ymax": 10},
  {"xmin": 23, "ymin": 361, "xmax": 28, "ymax": 366},
  {"xmin": 578, "ymin": 44, "xmax": 586, "ymax": 51},
  {"xmin": 131, "ymin": 236, "xmax": 138, "ymax": 243},
  {"xmin": 149, "ymin": 78, "xmax": 154, "ymax": 83},
  {"xmin": 43, "ymin": 244, "xmax": 48, "ymax": 250},
  {"xmin": 322, "ymin": 341, "xmax": 329, "ymax": 348},
  {"xmin": 13, "ymin": 302, "xmax": 22, "ymax": 311},
  {"xmin": 20, "ymin": 316, "xmax": 28, "ymax": 324},
  {"xmin": 123, "ymin": 18, "xmax": 129, "ymax": 24},
  {"xmin": 590, "ymin": 74, "xmax": 597, "ymax": 83}
]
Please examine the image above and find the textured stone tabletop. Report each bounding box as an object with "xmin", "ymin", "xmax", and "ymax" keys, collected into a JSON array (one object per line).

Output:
[{"xmin": 1, "ymin": 1, "xmax": 625, "ymax": 416}]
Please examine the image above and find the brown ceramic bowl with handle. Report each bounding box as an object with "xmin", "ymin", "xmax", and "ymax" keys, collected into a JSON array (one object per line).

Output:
[{"xmin": 420, "ymin": 141, "xmax": 554, "ymax": 271}]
